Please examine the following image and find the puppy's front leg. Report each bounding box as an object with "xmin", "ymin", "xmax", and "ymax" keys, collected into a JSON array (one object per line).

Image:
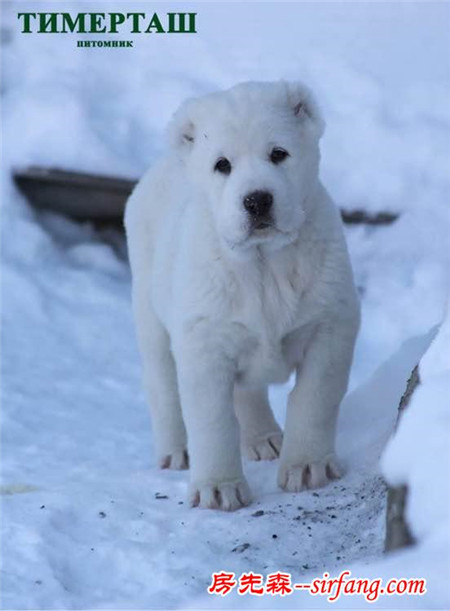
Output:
[
  {"xmin": 278, "ymin": 322, "xmax": 357, "ymax": 492},
  {"xmin": 174, "ymin": 326, "xmax": 251, "ymax": 511}
]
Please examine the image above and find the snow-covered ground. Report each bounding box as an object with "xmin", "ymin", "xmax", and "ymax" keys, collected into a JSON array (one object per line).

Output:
[{"xmin": 1, "ymin": 2, "xmax": 449, "ymax": 609}]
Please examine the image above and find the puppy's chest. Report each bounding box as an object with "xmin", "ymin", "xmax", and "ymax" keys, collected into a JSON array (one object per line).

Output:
[{"xmin": 231, "ymin": 264, "xmax": 315, "ymax": 384}]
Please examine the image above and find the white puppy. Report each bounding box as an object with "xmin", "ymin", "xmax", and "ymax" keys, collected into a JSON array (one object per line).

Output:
[{"xmin": 125, "ymin": 81, "xmax": 360, "ymax": 511}]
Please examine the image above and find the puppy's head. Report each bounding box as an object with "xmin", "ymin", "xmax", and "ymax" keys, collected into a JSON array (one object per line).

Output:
[{"xmin": 168, "ymin": 81, "xmax": 325, "ymax": 253}]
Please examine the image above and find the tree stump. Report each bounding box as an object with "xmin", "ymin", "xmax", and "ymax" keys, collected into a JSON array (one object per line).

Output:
[{"xmin": 384, "ymin": 366, "xmax": 419, "ymax": 552}]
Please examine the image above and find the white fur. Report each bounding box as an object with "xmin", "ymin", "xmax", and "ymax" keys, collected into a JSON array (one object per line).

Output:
[{"xmin": 125, "ymin": 81, "xmax": 360, "ymax": 511}]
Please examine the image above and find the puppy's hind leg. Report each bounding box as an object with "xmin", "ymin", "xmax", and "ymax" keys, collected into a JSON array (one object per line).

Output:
[
  {"xmin": 133, "ymin": 295, "xmax": 188, "ymax": 470},
  {"xmin": 234, "ymin": 385, "xmax": 283, "ymax": 461}
]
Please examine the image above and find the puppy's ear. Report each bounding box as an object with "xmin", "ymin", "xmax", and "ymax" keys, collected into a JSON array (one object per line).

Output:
[
  {"xmin": 167, "ymin": 98, "xmax": 197, "ymax": 152},
  {"xmin": 286, "ymin": 82, "xmax": 325, "ymax": 138}
]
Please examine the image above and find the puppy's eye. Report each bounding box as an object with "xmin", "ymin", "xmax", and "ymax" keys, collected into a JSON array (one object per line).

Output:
[
  {"xmin": 270, "ymin": 147, "xmax": 290, "ymax": 164},
  {"xmin": 214, "ymin": 157, "xmax": 232, "ymax": 175}
]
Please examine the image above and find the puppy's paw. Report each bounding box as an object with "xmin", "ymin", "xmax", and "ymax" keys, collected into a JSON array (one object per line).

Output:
[
  {"xmin": 245, "ymin": 432, "xmax": 283, "ymax": 461},
  {"xmin": 278, "ymin": 455, "xmax": 342, "ymax": 492},
  {"xmin": 189, "ymin": 478, "xmax": 252, "ymax": 511},
  {"xmin": 159, "ymin": 448, "xmax": 189, "ymax": 470}
]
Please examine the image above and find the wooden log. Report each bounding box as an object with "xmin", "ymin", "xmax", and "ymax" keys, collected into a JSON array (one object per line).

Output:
[
  {"xmin": 13, "ymin": 166, "xmax": 399, "ymax": 228},
  {"xmin": 340, "ymin": 209, "xmax": 398, "ymax": 226},
  {"xmin": 13, "ymin": 166, "xmax": 135, "ymax": 227}
]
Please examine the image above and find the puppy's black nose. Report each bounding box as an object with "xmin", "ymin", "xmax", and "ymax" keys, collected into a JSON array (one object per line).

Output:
[{"xmin": 243, "ymin": 190, "xmax": 273, "ymax": 218}]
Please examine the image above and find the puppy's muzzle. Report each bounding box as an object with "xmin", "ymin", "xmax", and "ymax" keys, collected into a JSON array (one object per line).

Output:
[{"xmin": 243, "ymin": 190, "xmax": 273, "ymax": 230}]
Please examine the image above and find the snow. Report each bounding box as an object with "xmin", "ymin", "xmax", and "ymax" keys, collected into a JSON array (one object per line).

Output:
[
  {"xmin": 381, "ymin": 302, "xmax": 450, "ymax": 551},
  {"xmin": 420, "ymin": 299, "xmax": 450, "ymax": 380},
  {"xmin": 1, "ymin": 1, "xmax": 450, "ymax": 609}
]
